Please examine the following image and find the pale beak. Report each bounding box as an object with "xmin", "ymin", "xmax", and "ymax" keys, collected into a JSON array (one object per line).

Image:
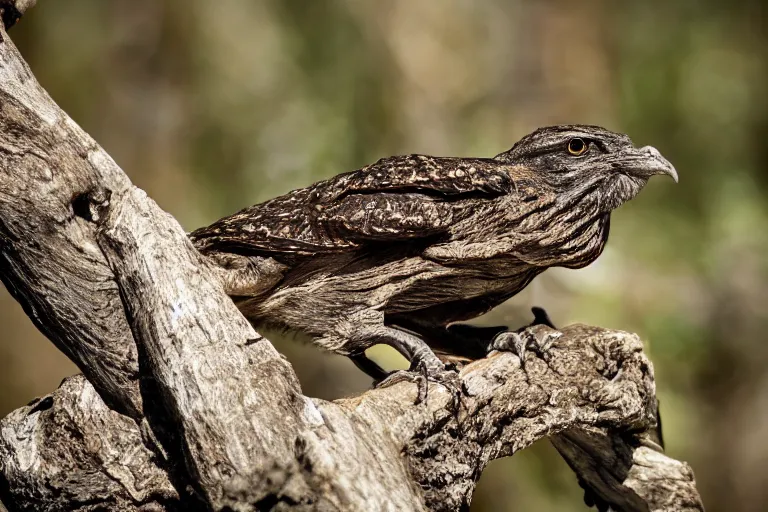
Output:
[{"xmin": 631, "ymin": 146, "xmax": 678, "ymax": 183}]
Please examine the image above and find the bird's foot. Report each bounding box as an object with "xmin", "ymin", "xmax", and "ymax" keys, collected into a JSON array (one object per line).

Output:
[
  {"xmin": 489, "ymin": 326, "xmax": 562, "ymax": 369},
  {"xmin": 376, "ymin": 360, "xmax": 461, "ymax": 407}
]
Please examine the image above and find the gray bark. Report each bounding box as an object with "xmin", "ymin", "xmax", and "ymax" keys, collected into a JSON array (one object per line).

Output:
[{"xmin": 0, "ymin": 2, "xmax": 704, "ymax": 511}]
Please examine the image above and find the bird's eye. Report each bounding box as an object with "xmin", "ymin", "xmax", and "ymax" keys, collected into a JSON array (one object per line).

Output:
[{"xmin": 567, "ymin": 138, "xmax": 589, "ymax": 156}]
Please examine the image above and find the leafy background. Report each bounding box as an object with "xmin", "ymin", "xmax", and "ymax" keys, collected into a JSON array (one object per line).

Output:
[{"xmin": 1, "ymin": 1, "xmax": 767, "ymax": 510}]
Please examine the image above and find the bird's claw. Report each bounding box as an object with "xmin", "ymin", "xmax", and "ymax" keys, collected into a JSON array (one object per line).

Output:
[
  {"xmin": 489, "ymin": 326, "xmax": 562, "ymax": 368},
  {"xmin": 376, "ymin": 361, "xmax": 461, "ymax": 407}
]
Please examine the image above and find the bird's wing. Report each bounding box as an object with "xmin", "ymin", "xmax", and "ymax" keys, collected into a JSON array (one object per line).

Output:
[
  {"xmin": 189, "ymin": 155, "xmax": 515, "ymax": 257},
  {"xmin": 328, "ymin": 154, "xmax": 514, "ymax": 199}
]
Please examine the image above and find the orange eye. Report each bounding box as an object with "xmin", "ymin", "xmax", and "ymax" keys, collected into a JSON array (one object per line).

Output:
[{"xmin": 567, "ymin": 138, "xmax": 588, "ymax": 156}]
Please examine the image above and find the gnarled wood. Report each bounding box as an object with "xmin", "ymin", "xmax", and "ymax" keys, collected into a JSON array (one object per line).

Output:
[
  {"xmin": 1, "ymin": 324, "xmax": 702, "ymax": 511},
  {"xmin": 0, "ymin": 4, "xmax": 141, "ymax": 419}
]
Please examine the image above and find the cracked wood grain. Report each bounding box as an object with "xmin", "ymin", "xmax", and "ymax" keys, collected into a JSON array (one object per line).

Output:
[
  {"xmin": 0, "ymin": 2, "xmax": 704, "ymax": 511},
  {"xmin": 0, "ymin": 7, "xmax": 142, "ymax": 419},
  {"xmin": 1, "ymin": 325, "xmax": 703, "ymax": 511}
]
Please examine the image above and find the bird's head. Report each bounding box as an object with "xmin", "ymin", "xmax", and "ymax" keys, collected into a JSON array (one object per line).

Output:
[
  {"xmin": 494, "ymin": 125, "xmax": 677, "ymax": 213},
  {"xmin": 484, "ymin": 125, "xmax": 677, "ymax": 269}
]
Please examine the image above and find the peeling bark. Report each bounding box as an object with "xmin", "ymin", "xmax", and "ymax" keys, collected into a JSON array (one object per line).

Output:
[{"xmin": 0, "ymin": 2, "xmax": 704, "ymax": 511}]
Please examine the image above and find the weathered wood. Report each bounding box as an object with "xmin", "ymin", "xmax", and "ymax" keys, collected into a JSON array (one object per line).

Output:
[
  {"xmin": 553, "ymin": 430, "xmax": 702, "ymax": 512},
  {"xmin": 0, "ymin": 2, "xmax": 704, "ymax": 511},
  {"xmin": 0, "ymin": 375, "xmax": 178, "ymax": 512},
  {"xmin": 96, "ymin": 186, "xmax": 319, "ymax": 509},
  {"xmin": 1, "ymin": 325, "xmax": 703, "ymax": 511},
  {"xmin": 0, "ymin": 7, "xmax": 142, "ymax": 418}
]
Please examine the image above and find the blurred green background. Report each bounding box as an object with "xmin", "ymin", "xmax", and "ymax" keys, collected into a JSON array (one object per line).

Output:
[{"xmin": 1, "ymin": 1, "xmax": 766, "ymax": 510}]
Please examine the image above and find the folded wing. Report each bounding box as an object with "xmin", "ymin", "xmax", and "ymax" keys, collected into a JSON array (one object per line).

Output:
[{"xmin": 189, "ymin": 155, "xmax": 515, "ymax": 258}]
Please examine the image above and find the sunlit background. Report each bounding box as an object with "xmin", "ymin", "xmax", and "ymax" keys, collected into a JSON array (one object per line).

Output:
[{"xmin": 1, "ymin": 1, "xmax": 766, "ymax": 510}]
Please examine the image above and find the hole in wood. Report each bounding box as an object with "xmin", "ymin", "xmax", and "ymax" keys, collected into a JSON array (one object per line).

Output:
[
  {"xmin": 71, "ymin": 192, "xmax": 94, "ymax": 222},
  {"xmin": 71, "ymin": 188, "xmax": 111, "ymax": 223}
]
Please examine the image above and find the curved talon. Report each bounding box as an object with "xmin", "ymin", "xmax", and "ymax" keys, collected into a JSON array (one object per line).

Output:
[
  {"xmin": 375, "ymin": 363, "xmax": 460, "ymax": 406},
  {"xmin": 489, "ymin": 327, "xmax": 563, "ymax": 367},
  {"xmin": 376, "ymin": 369, "xmax": 426, "ymax": 396},
  {"xmin": 527, "ymin": 329, "xmax": 562, "ymax": 362},
  {"xmin": 490, "ymin": 331, "xmax": 528, "ymax": 365}
]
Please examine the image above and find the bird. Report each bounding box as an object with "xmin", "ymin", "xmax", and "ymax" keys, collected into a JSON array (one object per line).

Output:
[{"xmin": 189, "ymin": 125, "xmax": 677, "ymax": 396}]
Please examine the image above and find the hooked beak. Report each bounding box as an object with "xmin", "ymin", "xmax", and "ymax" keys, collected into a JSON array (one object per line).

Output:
[{"xmin": 628, "ymin": 146, "xmax": 678, "ymax": 183}]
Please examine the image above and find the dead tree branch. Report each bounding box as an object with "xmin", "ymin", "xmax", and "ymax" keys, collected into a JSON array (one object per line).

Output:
[{"xmin": 0, "ymin": 3, "xmax": 703, "ymax": 511}]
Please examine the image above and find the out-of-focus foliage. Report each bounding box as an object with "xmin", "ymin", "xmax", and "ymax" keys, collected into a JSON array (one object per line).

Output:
[{"xmin": 1, "ymin": 1, "xmax": 766, "ymax": 510}]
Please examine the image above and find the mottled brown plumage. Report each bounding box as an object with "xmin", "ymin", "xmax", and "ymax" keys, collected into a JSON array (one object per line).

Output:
[{"xmin": 190, "ymin": 125, "xmax": 677, "ymax": 386}]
